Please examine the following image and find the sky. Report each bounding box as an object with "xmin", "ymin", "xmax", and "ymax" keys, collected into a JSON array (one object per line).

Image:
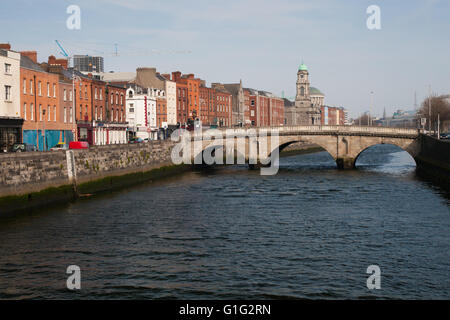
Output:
[{"xmin": 1, "ymin": 0, "xmax": 449, "ymax": 118}]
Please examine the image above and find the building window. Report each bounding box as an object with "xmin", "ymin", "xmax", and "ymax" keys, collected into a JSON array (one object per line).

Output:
[
  {"xmin": 116, "ymin": 93, "xmax": 118, "ymax": 104},
  {"xmin": 30, "ymin": 104, "xmax": 34, "ymax": 120},
  {"xmin": 48, "ymin": 105, "xmax": 51, "ymax": 121},
  {"xmin": 24, "ymin": 103, "xmax": 27, "ymax": 120},
  {"xmin": 38, "ymin": 81, "xmax": 42, "ymax": 96},
  {"xmin": 23, "ymin": 79, "xmax": 26, "ymax": 94},
  {"xmin": 85, "ymin": 86, "xmax": 87, "ymax": 99},
  {"xmin": 30, "ymin": 80, "xmax": 33, "ymax": 95},
  {"xmin": 39, "ymin": 105, "xmax": 42, "ymax": 121},
  {"xmin": 111, "ymin": 94, "xmax": 113, "ymax": 105},
  {"xmin": 95, "ymin": 87, "xmax": 98, "ymax": 100},
  {"xmin": 120, "ymin": 94, "xmax": 123, "ymax": 105},
  {"xmin": 95, "ymin": 106, "xmax": 97, "ymax": 120},
  {"xmin": 64, "ymin": 89, "xmax": 67, "ymax": 101},
  {"xmin": 100, "ymin": 107, "xmax": 102, "ymax": 121},
  {"xmin": 70, "ymin": 90, "xmax": 73, "ymax": 101},
  {"xmin": 64, "ymin": 106, "xmax": 67, "ymax": 123},
  {"xmin": 4, "ymin": 85, "xmax": 11, "ymax": 101},
  {"xmin": 300, "ymin": 86, "xmax": 305, "ymax": 96},
  {"xmin": 47, "ymin": 83, "xmax": 50, "ymax": 97},
  {"xmin": 70, "ymin": 107, "xmax": 73, "ymax": 123},
  {"xmin": 5, "ymin": 63, "xmax": 11, "ymax": 74},
  {"xmin": 100, "ymin": 88, "xmax": 102, "ymax": 100},
  {"xmin": 53, "ymin": 84, "xmax": 56, "ymax": 97}
]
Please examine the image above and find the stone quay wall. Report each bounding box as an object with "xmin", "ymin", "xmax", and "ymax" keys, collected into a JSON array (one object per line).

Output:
[
  {"xmin": 0, "ymin": 140, "xmax": 181, "ymax": 214},
  {"xmin": 415, "ymin": 134, "xmax": 450, "ymax": 186}
]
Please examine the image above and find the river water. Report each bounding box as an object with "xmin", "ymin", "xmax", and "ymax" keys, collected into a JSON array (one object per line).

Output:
[{"xmin": 0, "ymin": 145, "xmax": 449, "ymax": 299}]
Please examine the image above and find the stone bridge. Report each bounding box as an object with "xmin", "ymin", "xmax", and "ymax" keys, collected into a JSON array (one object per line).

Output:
[{"xmin": 184, "ymin": 125, "xmax": 421, "ymax": 169}]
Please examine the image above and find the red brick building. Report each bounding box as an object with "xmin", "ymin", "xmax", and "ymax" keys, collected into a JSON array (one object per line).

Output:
[
  {"xmin": 168, "ymin": 71, "xmax": 202, "ymax": 124},
  {"xmin": 156, "ymin": 97, "xmax": 167, "ymax": 128},
  {"xmin": 320, "ymin": 106, "xmax": 345, "ymax": 125},
  {"xmin": 44, "ymin": 56, "xmax": 127, "ymax": 145},
  {"xmin": 20, "ymin": 51, "xmax": 73, "ymax": 150},
  {"xmin": 199, "ymin": 84, "xmax": 215, "ymax": 125},
  {"xmin": 213, "ymin": 85, "xmax": 232, "ymax": 127},
  {"xmin": 243, "ymin": 88, "xmax": 284, "ymax": 127},
  {"xmin": 104, "ymin": 83, "xmax": 127, "ymax": 144},
  {"xmin": 270, "ymin": 96, "xmax": 285, "ymax": 126}
]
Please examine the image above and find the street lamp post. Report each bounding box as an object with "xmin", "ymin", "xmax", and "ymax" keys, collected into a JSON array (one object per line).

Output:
[
  {"xmin": 72, "ymin": 68, "xmax": 83, "ymax": 142},
  {"xmin": 42, "ymin": 109, "xmax": 46, "ymax": 151},
  {"xmin": 370, "ymin": 91, "xmax": 374, "ymax": 126},
  {"xmin": 428, "ymin": 85, "xmax": 432, "ymax": 134}
]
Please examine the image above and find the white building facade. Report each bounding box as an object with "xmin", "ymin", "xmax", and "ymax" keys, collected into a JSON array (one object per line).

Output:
[
  {"xmin": 165, "ymin": 79, "xmax": 177, "ymax": 125},
  {"xmin": 126, "ymin": 85, "xmax": 157, "ymax": 140},
  {"xmin": 0, "ymin": 46, "xmax": 23, "ymax": 152}
]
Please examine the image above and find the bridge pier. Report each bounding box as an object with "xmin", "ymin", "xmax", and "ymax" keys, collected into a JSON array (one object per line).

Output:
[{"xmin": 336, "ymin": 157, "xmax": 355, "ymax": 170}]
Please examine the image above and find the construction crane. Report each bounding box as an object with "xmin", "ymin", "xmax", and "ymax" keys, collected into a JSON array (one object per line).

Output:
[
  {"xmin": 55, "ymin": 40, "xmax": 70, "ymax": 59},
  {"xmin": 55, "ymin": 40, "xmax": 191, "ymax": 58},
  {"xmin": 54, "ymin": 40, "xmax": 80, "ymax": 141}
]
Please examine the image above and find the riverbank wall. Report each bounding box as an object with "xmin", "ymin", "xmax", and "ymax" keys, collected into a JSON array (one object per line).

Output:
[
  {"xmin": 0, "ymin": 140, "xmax": 323, "ymax": 215},
  {"xmin": 0, "ymin": 140, "xmax": 189, "ymax": 214},
  {"xmin": 415, "ymin": 134, "xmax": 450, "ymax": 187}
]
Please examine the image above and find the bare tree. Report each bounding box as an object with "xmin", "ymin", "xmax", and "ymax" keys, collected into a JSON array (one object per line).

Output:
[
  {"xmin": 417, "ymin": 95, "xmax": 450, "ymax": 131},
  {"xmin": 354, "ymin": 114, "xmax": 370, "ymax": 126}
]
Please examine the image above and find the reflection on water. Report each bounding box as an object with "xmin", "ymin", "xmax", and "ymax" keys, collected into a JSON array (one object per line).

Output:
[{"xmin": 0, "ymin": 145, "xmax": 449, "ymax": 299}]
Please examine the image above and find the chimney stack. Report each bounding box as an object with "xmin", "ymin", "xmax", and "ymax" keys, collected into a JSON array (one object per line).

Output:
[
  {"xmin": 0, "ymin": 43, "xmax": 11, "ymax": 50},
  {"xmin": 48, "ymin": 55, "xmax": 68, "ymax": 69},
  {"xmin": 20, "ymin": 51, "xmax": 38, "ymax": 63}
]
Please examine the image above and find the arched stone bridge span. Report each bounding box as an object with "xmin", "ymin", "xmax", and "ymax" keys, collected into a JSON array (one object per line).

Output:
[{"xmin": 188, "ymin": 125, "xmax": 421, "ymax": 169}]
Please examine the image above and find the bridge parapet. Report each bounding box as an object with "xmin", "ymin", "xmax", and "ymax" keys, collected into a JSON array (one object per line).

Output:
[{"xmin": 190, "ymin": 125, "xmax": 419, "ymax": 139}]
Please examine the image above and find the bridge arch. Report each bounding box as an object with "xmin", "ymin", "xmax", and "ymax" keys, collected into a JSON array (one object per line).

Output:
[
  {"xmin": 354, "ymin": 142, "xmax": 417, "ymax": 167},
  {"xmin": 349, "ymin": 137, "xmax": 420, "ymax": 169},
  {"xmin": 268, "ymin": 138, "xmax": 336, "ymax": 161},
  {"xmin": 267, "ymin": 135, "xmax": 420, "ymax": 170},
  {"xmin": 189, "ymin": 126, "xmax": 420, "ymax": 170}
]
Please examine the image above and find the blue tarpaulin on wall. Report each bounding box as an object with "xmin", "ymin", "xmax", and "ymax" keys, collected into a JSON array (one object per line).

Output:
[
  {"xmin": 64, "ymin": 131, "xmax": 74, "ymax": 144},
  {"xmin": 23, "ymin": 130, "xmax": 37, "ymax": 147},
  {"xmin": 23, "ymin": 130, "xmax": 74, "ymax": 151},
  {"xmin": 45, "ymin": 130, "xmax": 61, "ymax": 150}
]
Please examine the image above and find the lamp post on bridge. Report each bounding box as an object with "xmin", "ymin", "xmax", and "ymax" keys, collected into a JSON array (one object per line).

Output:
[{"xmin": 370, "ymin": 91, "xmax": 374, "ymax": 126}]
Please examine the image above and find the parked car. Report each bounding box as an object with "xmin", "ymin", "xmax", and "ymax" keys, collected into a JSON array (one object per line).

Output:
[
  {"xmin": 13, "ymin": 143, "xmax": 37, "ymax": 152},
  {"xmin": 439, "ymin": 132, "xmax": 450, "ymax": 140},
  {"xmin": 129, "ymin": 137, "xmax": 144, "ymax": 144},
  {"xmin": 50, "ymin": 142, "xmax": 69, "ymax": 151},
  {"xmin": 69, "ymin": 141, "xmax": 89, "ymax": 149}
]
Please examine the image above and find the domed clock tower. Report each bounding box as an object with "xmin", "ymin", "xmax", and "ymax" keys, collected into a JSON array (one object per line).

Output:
[
  {"xmin": 284, "ymin": 62, "xmax": 322, "ymax": 125},
  {"xmin": 295, "ymin": 63, "xmax": 310, "ymax": 104}
]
